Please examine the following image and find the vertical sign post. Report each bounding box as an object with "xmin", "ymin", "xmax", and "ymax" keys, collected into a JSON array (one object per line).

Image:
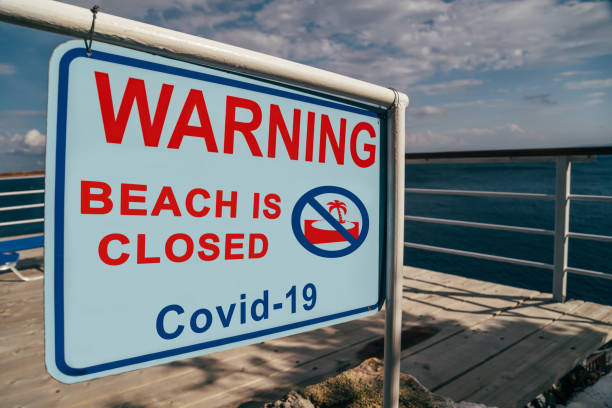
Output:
[{"xmin": 383, "ymin": 95, "xmax": 407, "ymax": 408}]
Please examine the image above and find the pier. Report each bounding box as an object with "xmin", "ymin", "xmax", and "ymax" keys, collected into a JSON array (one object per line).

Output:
[{"xmin": 2, "ymin": 252, "xmax": 611, "ymax": 408}]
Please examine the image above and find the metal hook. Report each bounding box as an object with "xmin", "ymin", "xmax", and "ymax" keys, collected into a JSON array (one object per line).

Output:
[
  {"xmin": 84, "ymin": 5, "xmax": 100, "ymax": 56},
  {"xmin": 387, "ymin": 87, "xmax": 400, "ymax": 111}
]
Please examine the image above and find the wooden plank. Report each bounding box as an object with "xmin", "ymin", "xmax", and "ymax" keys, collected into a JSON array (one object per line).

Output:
[
  {"xmin": 400, "ymin": 284, "xmax": 543, "ymax": 359},
  {"xmin": 0, "ymin": 302, "xmax": 42, "ymax": 327},
  {"xmin": 55, "ymin": 340, "xmax": 362, "ymax": 407},
  {"xmin": 61, "ymin": 303, "xmax": 444, "ymax": 408},
  {"xmin": 61, "ymin": 317, "xmax": 390, "ymax": 407},
  {"xmin": 156, "ymin": 277, "xmax": 540, "ymax": 407},
  {"xmin": 138, "ymin": 321, "xmax": 421, "ymax": 408},
  {"xmin": 436, "ymin": 301, "xmax": 612, "ymax": 408},
  {"xmin": 1, "ymin": 289, "xmax": 462, "ymax": 406},
  {"xmin": 5, "ymin": 312, "xmax": 387, "ymax": 406},
  {"xmin": 488, "ymin": 302, "xmax": 612, "ymax": 408},
  {"xmin": 4, "ymin": 267, "xmax": 604, "ymax": 408},
  {"xmin": 401, "ymin": 298, "xmax": 584, "ymax": 390},
  {"xmin": 0, "ymin": 281, "xmax": 42, "ymax": 304}
]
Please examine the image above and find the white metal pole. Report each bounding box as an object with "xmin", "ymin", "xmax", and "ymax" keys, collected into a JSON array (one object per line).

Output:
[
  {"xmin": 383, "ymin": 93, "xmax": 408, "ymax": 408},
  {"xmin": 553, "ymin": 156, "xmax": 570, "ymax": 302},
  {"xmin": 0, "ymin": 0, "xmax": 397, "ymax": 107}
]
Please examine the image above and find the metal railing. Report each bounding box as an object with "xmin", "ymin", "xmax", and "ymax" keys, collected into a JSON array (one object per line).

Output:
[
  {"xmin": 404, "ymin": 146, "xmax": 612, "ymax": 302},
  {"xmin": 2, "ymin": 146, "xmax": 612, "ymax": 303},
  {"xmin": 0, "ymin": 173, "xmax": 44, "ymax": 230}
]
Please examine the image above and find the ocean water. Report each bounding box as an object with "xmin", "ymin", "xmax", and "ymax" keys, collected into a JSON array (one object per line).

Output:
[
  {"xmin": 405, "ymin": 155, "xmax": 612, "ymax": 305},
  {"xmin": 1, "ymin": 157, "xmax": 611, "ymax": 304}
]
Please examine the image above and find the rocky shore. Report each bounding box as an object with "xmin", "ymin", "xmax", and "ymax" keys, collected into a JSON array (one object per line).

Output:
[{"xmin": 263, "ymin": 358, "xmax": 494, "ymax": 408}]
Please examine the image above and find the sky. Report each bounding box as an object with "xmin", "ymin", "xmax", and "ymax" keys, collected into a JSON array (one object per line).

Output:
[{"xmin": 0, "ymin": 0, "xmax": 611, "ymax": 172}]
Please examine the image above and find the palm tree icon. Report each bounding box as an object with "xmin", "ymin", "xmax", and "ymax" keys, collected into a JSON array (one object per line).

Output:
[{"xmin": 327, "ymin": 200, "xmax": 347, "ymax": 223}]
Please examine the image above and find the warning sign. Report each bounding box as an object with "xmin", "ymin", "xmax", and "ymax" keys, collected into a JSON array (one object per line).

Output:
[{"xmin": 44, "ymin": 41, "xmax": 385, "ymax": 383}]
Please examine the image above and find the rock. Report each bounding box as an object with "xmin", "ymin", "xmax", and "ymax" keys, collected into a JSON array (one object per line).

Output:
[
  {"xmin": 455, "ymin": 403, "xmax": 496, "ymax": 408},
  {"xmin": 565, "ymin": 371, "xmax": 612, "ymax": 408},
  {"xmin": 263, "ymin": 390, "xmax": 315, "ymax": 408},
  {"xmin": 264, "ymin": 358, "xmax": 497, "ymax": 408}
]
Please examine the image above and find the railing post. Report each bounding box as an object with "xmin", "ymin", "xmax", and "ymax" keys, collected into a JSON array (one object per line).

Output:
[
  {"xmin": 553, "ymin": 156, "xmax": 570, "ymax": 302},
  {"xmin": 383, "ymin": 92, "xmax": 407, "ymax": 408}
]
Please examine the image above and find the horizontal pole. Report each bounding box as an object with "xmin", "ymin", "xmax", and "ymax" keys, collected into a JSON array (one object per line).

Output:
[
  {"xmin": 0, "ymin": 203, "xmax": 44, "ymax": 212},
  {"xmin": 404, "ymin": 215, "xmax": 554, "ymax": 235},
  {"xmin": 405, "ymin": 146, "xmax": 612, "ymax": 161},
  {"xmin": 566, "ymin": 267, "xmax": 612, "ymax": 281},
  {"xmin": 0, "ymin": 174, "xmax": 44, "ymax": 180},
  {"xmin": 0, "ymin": 189, "xmax": 44, "ymax": 197},
  {"xmin": 405, "ymin": 155, "xmax": 595, "ymax": 164},
  {"xmin": 404, "ymin": 242, "xmax": 554, "ymax": 270},
  {"xmin": 569, "ymin": 194, "xmax": 612, "ymax": 203},
  {"xmin": 567, "ymin": 232, "xmax": 612, "ymax": 243},
  {"xmin": 405, "ymin": 188, "xmax": 555, "ymax": 200},
  {"xmin": 0, "ymin": 218, "xmax": 44, "ymax": 227},
  {"xmin": 0, "ymin": 0, "xmax": 407, "ymax": 108}
]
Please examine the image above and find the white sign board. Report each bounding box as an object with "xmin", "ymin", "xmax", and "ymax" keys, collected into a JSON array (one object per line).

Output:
[{"xmin": 45, "ymin": 41, "xmax": 386, "ymax": 383}]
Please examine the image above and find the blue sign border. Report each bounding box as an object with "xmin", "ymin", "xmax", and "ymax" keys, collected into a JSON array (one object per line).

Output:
[{"xmin": 52, "ymin": 45, "xmax": 386, "ymax": 378}]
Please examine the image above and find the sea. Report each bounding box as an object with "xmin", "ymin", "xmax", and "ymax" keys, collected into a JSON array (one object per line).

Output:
[
  {"xmin": 405, "ymin": 155, "xmax": 612, "ymax": 305},
  {"xmin": 1, "ymin": 156, "xmax": 611, "ymax": 304}
]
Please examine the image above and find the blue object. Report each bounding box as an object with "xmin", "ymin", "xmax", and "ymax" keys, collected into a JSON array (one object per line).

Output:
[
  {"xmin": 0, "ymin": 235, "xmax": 44, "ymax": 281},
  {"xmin": 0, "ymin": 235, "xmax": 44, "ymax": 253}
]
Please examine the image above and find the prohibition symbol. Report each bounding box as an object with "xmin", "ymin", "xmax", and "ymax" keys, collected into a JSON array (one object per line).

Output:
[{"xmin": 291, "ymin": 186, "xmax": 369, "ymax": 258}]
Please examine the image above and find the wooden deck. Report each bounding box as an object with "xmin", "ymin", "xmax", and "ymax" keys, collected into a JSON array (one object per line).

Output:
[{"xmin": 2, "ymin": 254, "xmax": 611, "ymax": 408}]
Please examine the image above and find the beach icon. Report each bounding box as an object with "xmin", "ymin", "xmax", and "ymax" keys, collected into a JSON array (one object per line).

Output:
[
  {"xmin": 291, "ymin": 186, "xmax": 370, "ymax": 258},
  {"xmin": 303, "ymin": 199, "xmax": 360, "ymax": 244}
]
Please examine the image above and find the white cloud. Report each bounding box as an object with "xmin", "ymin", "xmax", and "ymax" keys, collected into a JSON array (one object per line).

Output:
[
  {"xmin": 24, "ymin": 129, "xmax": 46, "ymax": 147},
  {"xmin": 505, "ymin": 123, "xmax": 526, "ymax": 134},
  {"xmin": 557, "ymin": 70, "xmax": 597, "ymax": 78},
  {"xmin": 0, "ymin": 110, "xmax": 46, "ymax": 132},
  {"xmin": 406, "ymin": 123, "xmax": 532, "ymax": 151},
  {"xmin": 406, "ymin": 129, "xmax": 467, "ymax": 150},
  {"xmin": 587, "ymin": 92, "xmax": 605, "ymax": 98},
  {"xmin": 448, "ymin": 128, "xmax": 497, "ymax": 136},
  {"xmin": 408, "ymin": 105, "xmax": 446, "ymax": 120},
  {"xmin": 442, "ymin": 99, "xmax": 508, "ymax": 109},
  {"xmin": 565, "ymin": 78, "xmax": 612, "ymax": 90},
  {"xmin": 585, "ymin": 91, "xmax": 606, "ymax": 106},
  {"xmin": 0, "ymin": 129, "xmax": 46, "ymax": 154},
  {"xmin": 412, "ymin": 79, "xmax": 484, "ymax": 96},
  {"xmin": 0, "ymin": 109, "xmax": 45, "ymax": 116},
  {"xmin": 442, "ymin": 100, "xmax": 487, "ymax": 109},
  {"xmin": 58, "ymin": 0, "xmax": 612, "ymax": 89},
  {"xmin": 0, "ymin": 63, "xmax": 16, "ymax": 75}
]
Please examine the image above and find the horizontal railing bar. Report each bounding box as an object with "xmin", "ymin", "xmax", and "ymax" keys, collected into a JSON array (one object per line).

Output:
[
  {"xmin": 405, "ymin": 155, "xmax": 595, "ymax": 164},
  {"xmin": 0, "ymin": 189, "xmax": 44, "ymax": 197},
  {"xmin": 567, "ymin": 232, "xmax": 612, "ymax": 243},
  {"xmin": 0, "ymin": 0, "xmax": 403, "ymax": 108},
  {"xmin": 0, "ymin": 174, "xmax": 44, "ymax": 181},
  {"xmin": 405, "ymin": 146, "xmax": 612, "ymax": 161},
  {"xmin": 405, "ymin": 188, "xmax": 555, "ymax": 200},
  {"xmin": 566, "ymin": 267, "xmax": 612, "ymax": 280},
  {"xmin": 569, "ymin": 194, "xmax": 612, "ymax": 203},
  {"xmin": 0, "ymin": 218, "xmax": 44, "ymax": 227},
  {"xmin": 0, "ymin": 170, "xmax": 44, "ymax": 179},
  {"xmin": 404, "ymin": 242, "xmax": 554, "ymax": 270},
  {"xmin": 404, "ymin": 215, "xmax": 554, "ymax": 235},
  {"xmin": 0, "ymin": 203, "xmax": 44, "ymax": 212}
]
